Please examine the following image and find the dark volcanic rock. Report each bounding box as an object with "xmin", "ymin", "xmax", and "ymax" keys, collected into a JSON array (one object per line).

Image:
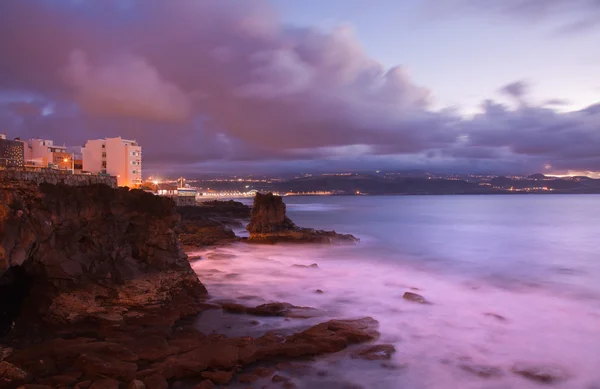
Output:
[
  {"xmin": 292, "ymin": 263, "xmax": 319, "ymax": 269},
  {"xmin": 460, "ymin": 363, "xmax": 503, "ymax": 378},
  {"xmin": 176, "ymin": 202, "xmax": 250, "ymax": 248},
  {"xmin": 246, "ymin": 192, "xmax": 295, "ymax": 234},
  {"xmin": 350, "ymin": 344, "xmax": 396, "ymax": 360},
  {"xmin": 246, "ymin": 193, "xmax": 358, "ymax": 244},
  {"xmin": 221, "ymin": 302, "xmax": 323, "ymax": 318},
  {"xmin": 148, "ymin": 317, "xmax": 378, "ymax": 380},
  {"xmin": 511, "ymin": 363, "xmax": 570, "ymax": 383},
  {"xmin": 0, "ymin": 181, "xmax": 207, "ymax": 333},
  {"xmin": 89, "ymin": 378, "xmax": 120, "ymax": 389},
  {"xmin": 192, "ymin": 380, "xmax": 214, "ymax": 389},
  {"xmin": 0, "ymin": 360, "xmax": 30, "ymax": 388},
  {"xmin": 402, "ymin": 292, "xmax": 429, "ymax": 304},
  {"xmin": 200, "ymin": 370, "xmax": 234, "ymax": 384}
]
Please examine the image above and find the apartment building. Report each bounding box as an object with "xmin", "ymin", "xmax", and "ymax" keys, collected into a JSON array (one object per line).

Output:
[
  {"xmin": 0, "ymin": 134, "xmax": 25, "ymax": 167},
  {"xmin": 22, "ymin": 138, "xmax": 72, "ymax": 170},
  {"xmin": 82, "ymin": 137, "xmax": 142, "ymax": 187}
]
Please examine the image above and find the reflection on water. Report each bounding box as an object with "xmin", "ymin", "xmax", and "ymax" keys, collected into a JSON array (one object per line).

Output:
[{"xmin": 191, "ymin": 195, "xmax": 600, "ymax": 389}]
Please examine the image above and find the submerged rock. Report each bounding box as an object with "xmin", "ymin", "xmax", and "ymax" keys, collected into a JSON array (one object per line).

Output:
[
  {"xmin": 511, "ymin": 363, "xmax": 570, "ymax": 383},
  {"xmin": 246, "ymin": 193, "xmax": 358, "ymax": 244},
  {"xmin": 460, "ymin": 363, "xmax": 503, "ymax": 378},
  {"xmin": 351, "ymin": 344, "xmax": 396, "ymax": 360},
  {"xmin": 483, "ymin": 313, "xmax": 507, "ymax": 321},
  {"xmin": 221, "ymin": 302, "xmax": 323, "ymax": 318},
  {"xmin": 402, "ymin": 292, "xmax": 429, "ymax": 304},
  {"xmin": 292, "ymin": 263, "xmax": 319, "ymax": 269}
]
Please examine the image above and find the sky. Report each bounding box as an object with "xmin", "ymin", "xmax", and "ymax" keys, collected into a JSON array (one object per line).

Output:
[{"xmin": 0, "ymin": 0, "xmax": 599, "ymax": 177}]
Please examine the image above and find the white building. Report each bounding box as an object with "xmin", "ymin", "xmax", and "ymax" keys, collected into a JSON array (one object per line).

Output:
[
  {"xmin": 22, "ymin": 138, "xmax": 71, "ymax": 169},
  {"xmin": 82, "ymin": 137, "xmax": 142, "ymax": 187}
]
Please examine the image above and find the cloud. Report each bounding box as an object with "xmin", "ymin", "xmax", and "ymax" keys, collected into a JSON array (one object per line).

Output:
[
  {"xmin": 7, "ymin": 101, "xmax": 42, "ymax": 116},
  {"xmin": 427, "ymin": 0, "xmax": 600, "ymax": 33},
  {"xmin": 500, "ymin": 81, "xmax": 529, "ymax": 101},
  {"xmin": 0, "ymin": 0, "xmax": 598, "ymax": 176},
  {"xmin": 63, "ymin": 50, "xmax": 191, "ymax": 122}
]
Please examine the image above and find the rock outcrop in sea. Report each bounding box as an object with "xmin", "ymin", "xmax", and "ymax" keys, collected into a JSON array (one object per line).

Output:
[{"xmin": 246, "ymin": 192, "xmax": 358, "ymax": 244}]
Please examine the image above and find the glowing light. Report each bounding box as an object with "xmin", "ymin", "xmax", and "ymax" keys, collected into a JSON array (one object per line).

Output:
[
  {"xmin": 63, "ymin": 158, "xmax": 68, "ymax": 162},
  {"xmin": 153, "ymin": 180, "xmax": 159, "ymax": 185}
]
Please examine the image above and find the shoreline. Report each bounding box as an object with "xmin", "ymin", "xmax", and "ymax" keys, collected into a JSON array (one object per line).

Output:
[{"xmin": 0, "ymin": 185, "xmax": 380, "ymax": 389}]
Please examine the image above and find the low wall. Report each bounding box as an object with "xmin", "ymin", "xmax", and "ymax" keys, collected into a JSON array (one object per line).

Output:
[{"xmin": 0, "ymin": 169, "xmax": 118, "ymax": 188}]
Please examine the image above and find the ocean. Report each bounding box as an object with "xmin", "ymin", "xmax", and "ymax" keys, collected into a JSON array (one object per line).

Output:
[{"xmin": 190, "ymin": 195, "xmax": 600, "ymax": 389}]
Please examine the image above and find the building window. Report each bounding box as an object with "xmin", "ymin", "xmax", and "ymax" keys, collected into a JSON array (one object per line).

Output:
[
  {"xmin": 102, "ymin": 152, "xmax": 106, "ymax": 158},
  {"xmin": 101, "ymin": 161, "xmax": 106, "ymax": 168},
  {"xmin": 101, "ymin": 169, "xmax": 106, "ymax": 174},
  {"xmin": 101, "ymin": 144, "xmax": 105, "ymax": 148}
]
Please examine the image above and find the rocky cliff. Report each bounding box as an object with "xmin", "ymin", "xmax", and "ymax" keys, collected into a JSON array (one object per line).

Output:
[
  {"xmin": 0, "ymin": 181, "xmax": 206, "ymax": 337},
  {"xmin": 177, "ymin": 201, "xmax": 251, "ymax": 248},
  {"xmin": 246, "ymin": 192, "xmax": 358, "ymax": 244},
  {"xmin": 0, "ymin": 184, "xmax": 380, "ymax": 389}
]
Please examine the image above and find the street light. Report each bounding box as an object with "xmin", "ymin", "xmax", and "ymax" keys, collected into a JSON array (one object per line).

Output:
[{"xmin": 63, "ymin": 155, "xmax": 74, "ymax": 173}]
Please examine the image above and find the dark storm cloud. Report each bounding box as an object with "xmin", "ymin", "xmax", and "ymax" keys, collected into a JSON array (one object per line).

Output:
[{"xmin": 0, "ymin": 0, "xmax": 598, "ymax": 175}]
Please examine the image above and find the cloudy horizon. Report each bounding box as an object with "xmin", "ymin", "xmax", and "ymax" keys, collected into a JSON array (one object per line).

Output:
[{"xmin": 1, "ymin": 0, "xmax": 599, "ymax": 177}]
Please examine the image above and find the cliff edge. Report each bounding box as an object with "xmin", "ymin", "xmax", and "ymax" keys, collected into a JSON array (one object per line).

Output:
[{"xmin": 0, "ymin": 181, "xmax": 206, "ymax": 337}]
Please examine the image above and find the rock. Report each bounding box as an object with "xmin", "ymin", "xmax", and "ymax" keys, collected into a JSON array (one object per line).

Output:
[
  {"xmin": 75, "ymin": 354, "xmax": 138, "ymax": 381},
  {"xmin": 246, "ymin": 193, "xmax": 358, "ymax": 244},
  {"xmin": 350, "ymin": 344, "xmax": 396, "ymax": 360},
  {"xmin": 460, "ymin": 363, "xmax": 503, "ymax": 378},
  {"xmin": 192, "ymin": 380, "xmax": 215, "ymax": 389},
  {"xmin": 283, "ymin": 381, "xmax": 298, "ymax": 389},
  {"xmin": 253, "ymin": 367, "xmax": 275, "ymax": 377},
  {"xmin": 149, "ymin": 317, "xmax": 378, "ymax": 380},
  {"xmin": 0, "ymin": 346, "xmax": 12, "ymax": 362},
  {"xmin": 89, "ymin": 379, "xmax": 120, "ymax": 389},
  {"xmin": 126, "ymin": 336, "xmax": 171, "ymax": 361},
  {"xmin": 0, "ymin": 182, "xmax": 207, "ymax": 334},
  {"xmin": 402, "ymin": 292, "xmax": 429, "ymax": 304},
  {"xmin": 176, "ymin": 202, "xmax": 250, "ymax": 248},
  {"xmin": 246, "ymin": 193, "xmax": 296, "ymax": 234},
  {"xmin": 483, "ymin": 313, "xmax": 507, "ymax": 321},
  {"xmin": 315, "ymin": 289, "xmax": 324, "ymax": 294},
  {"xmin": 200, "ymin": 370, "xmax": 234, "ymax": 384},
  {"xmin": 511, "ymin": 363, "xmax": 570, "ymax": 383},
  {"xmin": 272, "ymin": 375, "xmax": 286, "ymax": 382},
  {"xmin": 380, "ymin": 362, "xmax": 407, "ymax": 370},
  {"xmin": 238, "ymin": 373, "xmax": 259, "ymax": 384},
  {"xmin": 274, "ymin": 363, "xmax": 313, "ymax": 377},
  {"xmin": 127, "ymin": 380, "xmax": 146, "ymax": 389},
  {"xmin": 38, "ymin": 375, "xmax": 79, "ymax": 386},
  {"xmin": 292, "ymin": 263, "xmax": 319, "ymax": 269},
  {"xmin": 238, "ymin": 367, "xmax": 275, "ymax": 384},
  {"xmin": 221, "ymin": 302, "xmax": 323, "ymax": 318},
  {"xmin": 238, "ymin": 317, "xmax": 380, "ymax": 363},
  {"xmin": 0, "ymin": 361, "xmax": 30, "ymax": 388},
  {"xmin": 143, "ymin": 374, "xmax": 168, "ymax": 389},
  {"xmin": 26, "ymin": 358, "xmax": 58, "ymax": 377},
  {"xmin": 74, "ymin": 380, "xmax": 92, "ymax": 389},
  {"xmin": 16, "ymin": 385, "xmax": 53, "ymax": 389}
]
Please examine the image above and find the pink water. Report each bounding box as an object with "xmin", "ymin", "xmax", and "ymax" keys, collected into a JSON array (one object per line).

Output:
[{"xmin": 190, "ymin": 196, "xmax": 600, "ymax": 389}]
